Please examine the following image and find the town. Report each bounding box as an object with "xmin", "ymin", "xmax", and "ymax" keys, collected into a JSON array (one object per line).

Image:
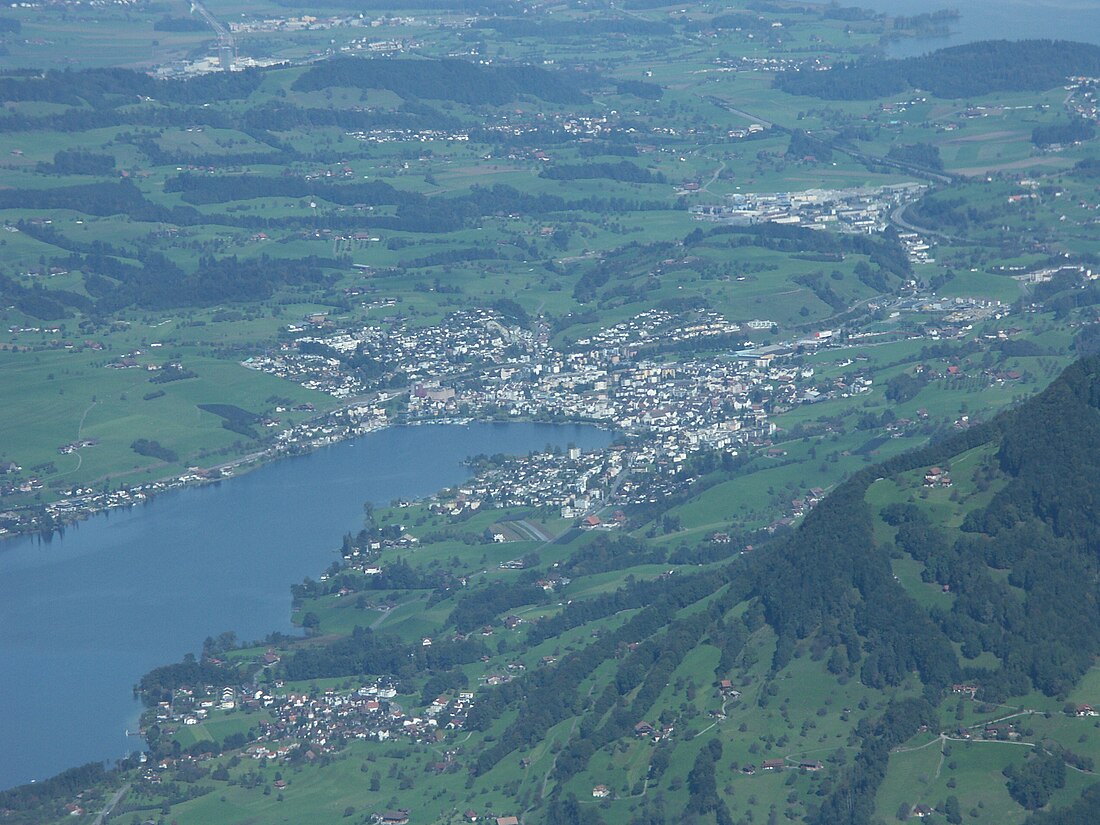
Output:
[{"xmin": 0, "ymin": 268, "xmax": 1033, "ymax": 539}]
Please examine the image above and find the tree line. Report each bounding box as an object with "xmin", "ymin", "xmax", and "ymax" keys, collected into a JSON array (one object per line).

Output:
[
  {"xmin": 291, "ymin": 57, "xmax": 589, "ymax": 106},
  {"xmin": 541, "ymin": 160, "xmax": 665, "ymax": 184}
]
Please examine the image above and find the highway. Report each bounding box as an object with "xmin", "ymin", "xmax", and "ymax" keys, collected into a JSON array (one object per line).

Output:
[
  {"xmin": 703, "ymin": 95, "xmax": 955, "ymax": 184},
  {"xmin": 191, "ymin": 0, "xmax": 235, "ymax": 65}
]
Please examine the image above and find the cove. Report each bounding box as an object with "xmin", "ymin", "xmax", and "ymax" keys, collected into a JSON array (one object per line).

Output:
[{"xmin": 0, "ymin": 421, "xmax": 612, "ymax": 791}]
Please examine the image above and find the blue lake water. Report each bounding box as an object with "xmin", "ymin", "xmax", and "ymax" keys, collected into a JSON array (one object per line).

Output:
[
  {"xmin": 0, "ymin": 422, "xmax": 612, "ymax": 791},
  {"xmin": 863, "ymin": 0, "xmax": 1100, "ymax": 57}
]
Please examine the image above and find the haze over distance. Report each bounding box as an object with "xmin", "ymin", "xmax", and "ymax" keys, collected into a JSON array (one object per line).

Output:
[
  {"xmin": 867, "ymin": 0, "xmax": 1100, "ymax": 55},
  {"xmin": 2, "ymin": 0, "xmax": 1100, "ymax": 820}
]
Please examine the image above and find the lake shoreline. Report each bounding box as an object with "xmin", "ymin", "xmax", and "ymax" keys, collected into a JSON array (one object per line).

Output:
[
  {"xmin": 0, "ymin": 411, "xmax": 613, "ymax": 546},
  {"xmin": 0, "ymin": 420, "xmax": 614, "ymax": 790}
]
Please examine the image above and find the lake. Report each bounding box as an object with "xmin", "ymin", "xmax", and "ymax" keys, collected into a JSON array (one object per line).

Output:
[
  {"xmin": 0, "ymin": 421, "xmax": 612, "ymax": 791},
  {"xmin": 859, "ymin": 0, "xmax": 1100, "ymax": 57}
]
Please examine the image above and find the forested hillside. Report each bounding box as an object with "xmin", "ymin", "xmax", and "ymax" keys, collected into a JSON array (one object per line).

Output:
[
  {"xmin": 18, "ymin": 357, "xmax": 1098, "ymax": 825},
  {"xmin": 776, "ymin": 40, "xmax": 1100, "ymax": 99},
  {"xmin": 740, "ymin": 355, "xmax": 1100, "ymax": 822}
]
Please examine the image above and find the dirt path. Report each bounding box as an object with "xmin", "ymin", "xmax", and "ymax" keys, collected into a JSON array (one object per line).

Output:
[
  {"xmin": 76, "ymin": 400, "xmax": 96, "ymax": 437},
  {"xmin": 934, "ymin": 736, "xmax": 947, "ymax": 779},
  {"xmin": 693, "ymin": 694, "xmax": 735, "ymax": 739},
  {"xmin": 521, "ymin": 683, "xmax": 598, "ymax": 822},
  {"xmin": 700, "ymin": 160, "xmax": 727, "ymax": 193},
  {"xmin": 508, "ymin": 519, "xmax": 551, "ymax": 542},
  {"xmin": 894, "ymin": 734, "xmax": 946, "ymax": 755}
]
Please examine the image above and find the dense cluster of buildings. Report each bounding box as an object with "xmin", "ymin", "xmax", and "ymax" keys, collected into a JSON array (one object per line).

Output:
[
  {"xmin": 231, "ymin": 286, "xmax": 1025, "ymax": 524},
  {"xmin": 690, "ymin": 183, "xmax": 927, "ymax": 233},
  {"xmin": 155, "ymin": 676, "xmax": 468, "ymax": 758},
  {"xmin": 713, "ymin": 55, "xmax": 825, "ymax": 73},
  {"xmin": 241, "ymin": 306, "xmax": 838, "ymax": 519},
  {"xmin": 228, "ymin": 14, "xmax": 423, "ymax": 35},
  {"xmin": 445, "ymin": 447, "xmax": 615, "ymax": 516},
  {"xmin": 1066, "ymin": 76, "xmax": 1100, "ymax": 124},
  {"xmin": 248, "ymin": 308, "xmax": 531, "ymax": 399},
  {"xmin": 348, "ymin": 127, "xmax": 470, "ymax": 145},
  {"xmin": 253, "ymin": 684, "xmax": 466, "ymax": 747}
]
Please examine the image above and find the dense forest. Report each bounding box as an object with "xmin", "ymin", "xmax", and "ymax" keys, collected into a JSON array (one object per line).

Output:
[
  {"xmin": 787, "ymin": 128, "xmax": 834, "ymax": 162},
  {"xmin": 153, "ymin": 15, "xmax": 208, "ymax": 32},
  {"xmin": 0, "ymin": 66, "xmax": 263, "ymax": 108},
  {"xmin": 130, "ymin": 438, "xmax": 179, "ymax": 463},
  {"xmin": 1032, "ymin": 118, "xmax": 1096, "ymax": 148},
  {"xmin": 755, "ymin": 356, "xmax": 1100, "ymax": 821},
  {"xmin": 616, "ymin": 79, "xmax": 663, "ymax": 100},
  {"xmin": 35, "ymin": 148, "xmax": 117, "ymax": 176},
  {"xmin": 540, "ymin": 160, "xmax": 665, "ymax": 184},
  {"xmin": 280, "ymin": 626, "xmax": 489, "ymax": 681},
  {"xmin": 684, "ymin": 11, "xmax": 786, "ymax": 32},
  {"xmin": 0, "ymin": 763, "xmax": 110, "ymax": 820},
  {"xmin": 886, "ymin": 142, "xmax": 944, "ymax": 171},
  {"xmin": 1026, "ymin": 784, "xmax": 1100, "ymax": 824},
  {"xmin": 776, "ymin": 40, "xmax": 1100, "ymax": 99},
  {"xmin": 291, "ymin": 57, "xmax": 589, "ymax": 105}
]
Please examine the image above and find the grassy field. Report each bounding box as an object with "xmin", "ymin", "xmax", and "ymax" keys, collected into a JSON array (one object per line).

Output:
[{"xmin": 0, "ymin": 346, "xmax": 330, "ymax": 492}]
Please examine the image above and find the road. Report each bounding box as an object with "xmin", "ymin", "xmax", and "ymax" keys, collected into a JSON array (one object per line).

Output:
[
  {"xmin": 506, "ymin": 519, "xmax": 552, "ymax": 542},
  {"xmin": 191, "ymin": 0, "xmax": 235, "ymax": 63},
  {"xmin": 834, "ymin": 143, "xmax": 955, "ymax": 184},
  {"xmin": 92, "ymin": 783, "xmax": 129, "ymax": 825},
  {"xmin": 704, "ymin": 95, "xmax": 954, "ymax": 184},
  {"xmin": 705, "ymin": 96, "xmax": 777, "ymax": 131},
  {"xmin": 699, "ymin": 159, "xmax": 727, "ymax": 193},
  {"xmin": 889, "ymin": 202, "xmax": 974, "ymax": 243}
]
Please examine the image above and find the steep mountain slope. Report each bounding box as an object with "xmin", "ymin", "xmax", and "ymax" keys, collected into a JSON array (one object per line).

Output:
[
  {"xmin": 768, "ymin": 355, "xmax": 1100, "ymax": 824},
  {"xmin": 510, "ymin": 355, "xmax": 1100, "ymax": 824}
]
